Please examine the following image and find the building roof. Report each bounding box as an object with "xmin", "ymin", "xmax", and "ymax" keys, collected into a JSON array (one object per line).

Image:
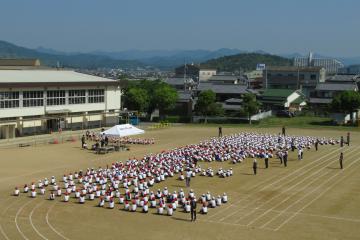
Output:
[
  {"xmin": 309, "ymin": 98, "xmax": 332, "ymax": 104},
  {"xmin": 266, "ymin": 66, "xmax": 324, "ymax": 72},
  {"xmin": 261, "ymin": 89, "xmax": 296, "ymax": 98},
  {"xmin": 0, "ymin": 69, "xmax": 119, "ymax": 87},
  {"xmin": 177, "ymin": 91, "xmax": 193, "ymax": 101},
  {"xmin": 222, "ymin": 103, "xmax": 242, "ymax": 111},
  {"xmin": 292, "ymin": 96, "xmax": 306, "ymax": 104},
  {"xmin": 165, "ymin": 77, "xmax": 194, "ymax": 86},
  {"xmin": 208, "ymin": 75, "xmax": 240, "ymax": 82},
  {"xmin": 197, "ymin": 82, "xmax": 248, "ymax": 94},
  {"xmin": 0, "ymin": 59, "xmax": 40, "ymax": 66},
  {"xmin": 225, "ymin": 98, "xmax": 243, "ymax": 104},
  {"xmin": 315, "ymin": 83, "xmax": 358, "ymax": 91},
  {"xmin": 326, "ymin": 74, "xmax": 360, "ymax": 82}
]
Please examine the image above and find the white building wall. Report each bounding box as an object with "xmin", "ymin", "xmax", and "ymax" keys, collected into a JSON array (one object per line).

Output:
[
  {"xmin": 0, "ymin": 86, "xmax": 121, "ymax": 119},
  {"xmin": 105, "ymin": 85, "xmax": 121, "ymax": 110}
]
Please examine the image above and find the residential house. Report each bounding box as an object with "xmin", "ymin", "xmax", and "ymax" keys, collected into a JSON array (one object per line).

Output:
[{"xmin": 260, "ymin": 89, "xmax": 306, "ymax": 112}]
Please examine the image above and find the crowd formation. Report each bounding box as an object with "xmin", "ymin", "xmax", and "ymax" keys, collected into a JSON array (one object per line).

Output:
[{"xmin": 14, "ymin": 132, "xmax": 339, "ymax": 218}]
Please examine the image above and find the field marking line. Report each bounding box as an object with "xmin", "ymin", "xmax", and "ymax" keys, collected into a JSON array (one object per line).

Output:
[
  {"xmin": 46, "ymin": 202, "xmax": 70, "ymax": 240},
  {"xmin": 244, "ymin": 147, "xmax": 360, "ymax": 227},
  {"xmin": 15, "ymin": 200, "xmax": 33, "ymax": 240},
  {"xmin": 274, "ymin": 155, "xmax": 360, "ymax": 231},
  {"xmin": 260, "ymin": 149, "xmax": 360, "ymax": 229},
  {"xmin": 0, "ymin": 197, "xmax": 18, "ymax": 240},
  {"xmin": 209, "ymin": 147, "xmax": 342, "ymax": 221},
  {"xmin": 29, "ymin": 201, "xmax": 48, "ymax": 240},
  {"xmin": 224, "ymin": 147, "xmax": 349, "ymax": 224}
]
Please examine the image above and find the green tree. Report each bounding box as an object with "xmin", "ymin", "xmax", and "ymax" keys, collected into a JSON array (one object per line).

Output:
[
  {"xmin": 195, "ymin": 90, "xmax": 224, "ymax": 123},
  {"xmin": 154, "ymin": 84, "xmax": 178, "ymax": 120},
  {"xmin": 125, "ymin": 87, "xmax": 149, "ymax": 112},
  {"xmin": 242, "ymin": 93, "xmax": 260, "ymax": 124},
  {"xmin": 331, "ymin": 91, "xmax": 360, "ymax": 124}
]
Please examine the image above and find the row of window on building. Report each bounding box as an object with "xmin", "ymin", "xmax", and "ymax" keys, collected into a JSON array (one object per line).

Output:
[{"xmin": 0, "ymin": 89, "xmax": 105, "ymax": 109}]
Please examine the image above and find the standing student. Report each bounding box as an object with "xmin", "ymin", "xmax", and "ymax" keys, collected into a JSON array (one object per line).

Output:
[
  {"xmin": 340, "ymin": 136, "xmax": 344, "ymax": 148},
  {"xmin": 282, "ymin": 126, "xmax": 286, "ymax": 136},
  {"xmin": 347, "ymin": 132, "xmax": 350, "ymax": 146},
  {"xmin": 218, "ymin": 126, "xmax": 223, "ymax": 138},
  {"xmin": 185, "ymin": 168, "xmax": 192, "ymax": 188},
  {"xmin": 190, "ymin": 198, "xmax": 197, "ymax": 222},
  {"xmin": 283, "ymin": 151, "xmax": 288, "ymax": 167},
  {"xmin": 315, "ymin": 139, "xmax": 319, "ymax": 151},
  {"xmin": 264, "ymin": 154, "xmax": 269, "ymax": 169},
  {"xmin": 253, "ymin": 159, "xmax": 257, "ymax": 175},
  {"xmin": 339, "ymin": 152, "xmax": 344, "ymax": 169},
  {"xmin": 81, "ymin": 135, "xmax": 86, "ymax": 148}
]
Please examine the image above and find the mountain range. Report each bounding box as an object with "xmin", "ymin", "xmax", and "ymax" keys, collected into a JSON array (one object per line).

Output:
[{"xmin": 1, "ymin": 40, "xmax": 360, "ymax": 70}]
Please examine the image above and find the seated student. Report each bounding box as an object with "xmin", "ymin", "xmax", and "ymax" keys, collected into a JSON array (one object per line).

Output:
[
  {"xmin": 40, "ymin": 187, "xmax": 46, "ymax": 195},
  {"xmin": 31, "ymin": 182, "xmax": 36, "ymax": 191},
  {"xmin": 23, "ymin": 184, "xmax": 29, "ymax": 193},
  {"xmin": 150, "ymin": 197, "xmax": 157, "ymax": 208},
  {"xmin": 184, "ymin": 201, "xmax": 191, "ymax": 213},
  {"xmin": 216, "ymin": 195, "xmax": 222, "ymax": 206},
  {"xmin": 142, "ymin": 201, "xmax": 149, "ymax": 213},
  {"xmin": 14, "ymin": 187, "xmax": 20, "ymax": 196},
  {"xmin": 222, "ymin": 193, "xmax": 228, "ymax": 203},
  {"xmin": 157, "ymin": 202, "xmax": 164, "ymax": 214},
  {"xmin": 210, "ymin": 197, "xmax": 216, "ymax": 208},
  {"xmin": 98, "ymin": 197, "xmax": 105, "ymax": 207},
  {"xmin": 49, "ymin": 191, "xmax": 55, "ymax": 200},
  {"xmin": 50, "ymin": 176, "xmax": 56, "ymax": 185},
  {"xmin": 63, "ymin": 192, "xmax": 70, "ymax": 202},
  {"xmin": 200, "ymin": 202, "xmax": 208, "ymax": 214},
  {"xmin": 166, "ymin": 204, "xmax": 173, "ymax": 216},
  {"xmin": 56, "ymin": 188, "xmax": 62, "ymax": 197},
  {"xmin": 206, "ymin": 191, "xmax": 212, "ymax": 202},
  {"xmin": 30, "ymin": 189, "xmax": 37, "ymax": 198},
  {"xmin": 124, "ymin": 200, "xmax": 130, "ymax": 211},
  {"xmin": 130, "ymin": 200, "xmax": 137, "ymax": 212},
  {"xmin": 37, "ymin": 180, "xmax": 43, "ymax": 189},
  {"xmin": 179, "ymin": 172, "xmax": 185, "ymax": 181},
  {"xmin": 89, "ymin": 192, "xmax": 95, "ymax": 200},
  {"xmin": 119, "ymin": 195, "xmax": 125, "ymax": 204},
  {"xmin": 79, "ymin": 194, "xmax": 85, "ymax": 204},
  {"xmin": 109, "ymin": 198, "xmax": 115, "ymax": 209}
]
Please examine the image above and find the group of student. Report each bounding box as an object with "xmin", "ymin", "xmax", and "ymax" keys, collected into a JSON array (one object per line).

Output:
[{"xmin": 14, "ymin": 131, "xmax": 340, "ymax": 222}]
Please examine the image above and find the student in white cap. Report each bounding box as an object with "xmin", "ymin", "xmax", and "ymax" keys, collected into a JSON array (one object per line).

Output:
[
  {"xmin": 109, "ymin": 197, "xmax": 115, "ymax": 209},
  {"xmin": 30, "ymin": 189, "xmax": 37, "ymax": 198},
  {"xmin": 14, "ymin": 187, "xmax": 20, "ymax": 196},
  {"xmin": 222, "ymin": 193, "xmax": 228, "ymax": 203},
  {"xmin": 98, "ymin": 197, "xmax": 105, "ymax": 207}
]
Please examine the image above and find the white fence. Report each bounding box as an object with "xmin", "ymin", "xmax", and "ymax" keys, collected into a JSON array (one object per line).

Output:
[{"xmin": 250, "ymin": 110, "xmax": 272, "ymax": 121}]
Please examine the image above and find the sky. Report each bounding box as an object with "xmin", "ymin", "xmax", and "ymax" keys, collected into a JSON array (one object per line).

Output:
[{"xmin": 0, "ymin": 0, "xmax": 359, "ymax": 57}]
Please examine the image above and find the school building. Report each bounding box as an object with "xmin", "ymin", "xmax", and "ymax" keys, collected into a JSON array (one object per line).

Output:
[{"xmin": 0, "ymin": 61, "xmax": 121, "ymax": 139}]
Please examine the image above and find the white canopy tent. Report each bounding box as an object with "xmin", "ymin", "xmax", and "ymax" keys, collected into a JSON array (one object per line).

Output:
[{"xmin": 100, "ymin": 124, "xmax": 144, "ymax": 137}]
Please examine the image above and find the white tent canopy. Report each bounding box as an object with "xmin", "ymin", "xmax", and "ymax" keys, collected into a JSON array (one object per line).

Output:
[{"xmin": 100, "ymin": 124, "xmax": 144, "ymax": 137}]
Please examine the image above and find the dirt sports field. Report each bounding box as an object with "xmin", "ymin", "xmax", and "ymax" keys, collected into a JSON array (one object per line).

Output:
[{"xmin": 0, "ymin": 126, "xmax": 359, "ymax": 240}]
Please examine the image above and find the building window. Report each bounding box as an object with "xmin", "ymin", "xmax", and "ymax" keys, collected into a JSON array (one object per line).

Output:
[
  {"xmin": 23, "ymin": 91, "xmax": 44, "ymax": 107},
  {"xmin": 310, "ymin": 74, "xmax": 317, "ymax": 80},
  {"xmin": 47, "ymin": 90, "xmax": 66, "ymax": 106},
  {"xmin": 299, "ymin": 74, "xmax": 305, "ymax": 80},
  {"xmin": 0, "ymin": 92, "xmax": 19, "ymax": 109},
  {"xmin": 88, "ymin": 89, "xmax": 104, "ymax": 103},
  {"xmin": 68, "ymin": 90, "xmax": 86, "ymax": 104}
]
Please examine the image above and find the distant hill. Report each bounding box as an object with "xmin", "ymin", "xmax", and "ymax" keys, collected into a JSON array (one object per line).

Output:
[
  {"xmin": 93, "ymin": 48, "xmax": 246, "ymax": 69},
  {"xmin": 0, "ymin": 40, "xmax": 143, "ymax": 69},
  {"xmin": 201, "ymin": 53, "xmax": 293, "ymax": 72}
]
